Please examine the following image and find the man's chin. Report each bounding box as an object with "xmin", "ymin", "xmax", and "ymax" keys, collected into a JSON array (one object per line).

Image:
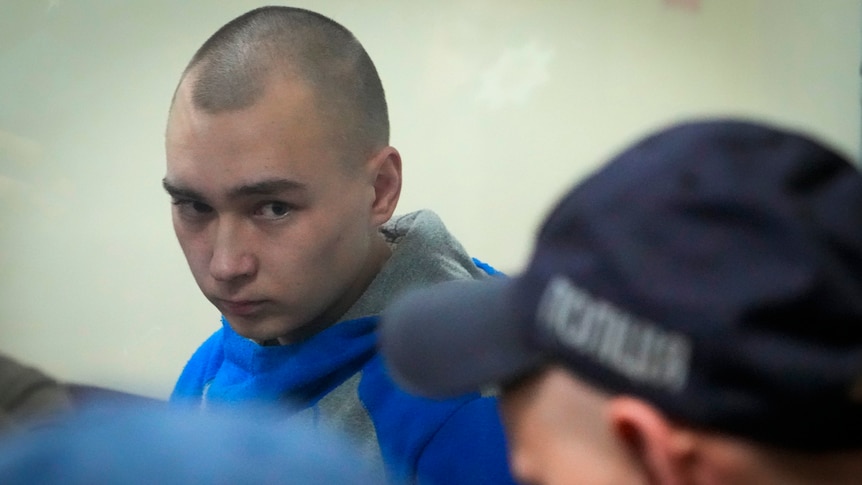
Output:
[
  {"xmin": 223, "ymin": 315, "xmax": 295, "ymax": 344},
  {"xmin": 223, "ymin": 311, "xmax": 336, "ymax": 345}
]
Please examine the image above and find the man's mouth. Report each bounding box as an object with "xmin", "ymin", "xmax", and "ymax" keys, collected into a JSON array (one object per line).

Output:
[{"xmin": 215, "ymin": 298, "xmax": 266, "ymax": 317}]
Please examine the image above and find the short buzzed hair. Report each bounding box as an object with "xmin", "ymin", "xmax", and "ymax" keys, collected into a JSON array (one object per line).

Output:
[{"xmin": 176, "ymin": 6, "xmax": 390, "ymax": 161}]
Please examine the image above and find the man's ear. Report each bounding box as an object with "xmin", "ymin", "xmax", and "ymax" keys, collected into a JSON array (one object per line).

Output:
[
  {"xmin": 366, "ymin": 146, "xmax": 402, "ymax": 226},
  {"xmin": 608, "ymin": 397, "xmax": 697, "ymax": 485}
]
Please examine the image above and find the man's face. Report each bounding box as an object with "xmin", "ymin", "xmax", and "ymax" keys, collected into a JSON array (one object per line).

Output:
[
  {"xmin": 164, "ymin": 78, "xmax": 383, "ymax": 343},
  {"xmin": 499, "ymin": 367, "xmax": 627, "ymax": 485}
]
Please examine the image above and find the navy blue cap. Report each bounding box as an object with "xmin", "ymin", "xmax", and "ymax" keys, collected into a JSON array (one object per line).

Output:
[{"xmin": 381, "ymin": 119, "xmax": 862, "ymax": 451}]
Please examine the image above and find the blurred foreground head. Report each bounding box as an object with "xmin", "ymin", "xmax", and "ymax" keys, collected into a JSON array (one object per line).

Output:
[
  {"xmin": 381, "ymin": 119, "xmax": 862, "ymax": 484},
  {"xmin": 0, "ymin": 402, "xmax": 381, "ymax": 484}
]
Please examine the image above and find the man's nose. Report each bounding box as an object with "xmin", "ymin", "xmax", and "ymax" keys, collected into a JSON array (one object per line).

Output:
[{"xmin": 209, "ymin": 219, "xmax": 257, "ymax": 282}]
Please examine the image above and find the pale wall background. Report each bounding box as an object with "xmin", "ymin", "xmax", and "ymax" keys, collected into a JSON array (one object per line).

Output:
[{"xmin": 1, "ymin": 0, "xmax": 859, "ymax": 398}]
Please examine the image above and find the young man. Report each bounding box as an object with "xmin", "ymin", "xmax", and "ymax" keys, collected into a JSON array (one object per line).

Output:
[
  {"xmin": 163, "ymin": 6, "xmax": 515, "ymax": 484},
  {"xmin": 381, "ymin": 119, "xmax": 862, "ymax": 484}
]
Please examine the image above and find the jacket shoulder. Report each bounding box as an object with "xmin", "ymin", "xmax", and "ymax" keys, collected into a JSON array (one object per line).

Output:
[
  {"xmin": 170, "ymin": 329, "xmax": 225, "ymax": 402},
  {"xmin": 357, "ymin": 355, "xmax": 516, "ymax": 484}
]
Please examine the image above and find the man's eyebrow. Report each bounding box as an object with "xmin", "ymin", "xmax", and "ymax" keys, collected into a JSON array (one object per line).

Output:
[
  {"xmin": 162, "ymin": 179, "xmax": 204, "ymax": 200},
  {"xmin": 161, "ymin": 178, "xmax": 307, "ymax": 201},
  {"xmin": 227, "ymin": 179, "xmax": 307, "ymax": 199}
]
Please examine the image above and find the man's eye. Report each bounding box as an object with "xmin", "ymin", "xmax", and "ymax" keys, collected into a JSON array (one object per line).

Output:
[
  {"xmin": 172, "ymin": 199, "xmax": 213, "ymax": 216},
  {"xmin": 257, "ymin": 202, "xmax": 292, "ymax": 219},
  {"xmin": 191, "ymin": 201, "xmax": 213, "ymax": 213}
]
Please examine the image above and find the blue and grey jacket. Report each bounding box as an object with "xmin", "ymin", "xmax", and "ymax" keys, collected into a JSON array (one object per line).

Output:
[{"xmin": 171, "ymin": 210, "xmax": 516, "ymax": 485}]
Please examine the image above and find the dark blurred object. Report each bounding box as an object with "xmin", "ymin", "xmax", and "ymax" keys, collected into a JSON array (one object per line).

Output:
[
  {"xmin": 0, "ymin": 353, "xmax": 162, "ymax": 435},
  {"xmin": 0, "ymin": 353, "xmax": 74, "ymax": 432},
  {"xmin": 66, "ymin": 383, "xmax": 162, "ymax": 406}
]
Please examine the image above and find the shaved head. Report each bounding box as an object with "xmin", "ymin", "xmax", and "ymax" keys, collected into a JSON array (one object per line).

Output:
[{"xmin": 171, "ymin": 6, "xmax": 389, "ymax": 162}]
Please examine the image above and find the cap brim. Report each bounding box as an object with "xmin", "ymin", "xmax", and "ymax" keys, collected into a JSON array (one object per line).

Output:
[{"xmin": 379, "ymin": 277, "xmax": 544, "ymax": 398}]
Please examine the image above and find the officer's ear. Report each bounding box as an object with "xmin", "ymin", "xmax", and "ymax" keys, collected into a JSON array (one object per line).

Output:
[{"xmin": 608, "ymin": 396, "xmax": 698, "ymax": 485}]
